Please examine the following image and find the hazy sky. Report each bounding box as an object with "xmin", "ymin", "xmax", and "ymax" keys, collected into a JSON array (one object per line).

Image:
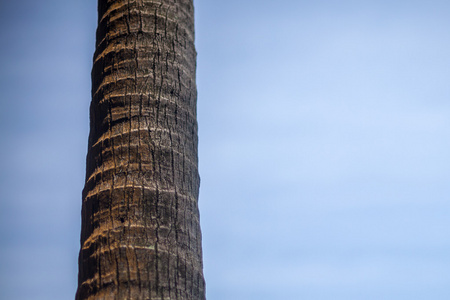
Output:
[{"xmin": 1, "ymin": 0, "xmax": 450, "ymax": 299}]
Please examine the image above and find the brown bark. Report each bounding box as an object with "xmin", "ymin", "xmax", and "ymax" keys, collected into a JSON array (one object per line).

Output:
[{"xmin": 76, "ymin": 0, "xmax": 205, "ymax": 299}]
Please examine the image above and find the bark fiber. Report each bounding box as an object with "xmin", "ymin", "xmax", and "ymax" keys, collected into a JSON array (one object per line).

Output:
[{"xmin": 76, "ymin": 0, "xmax": 205, "ymax": 299}]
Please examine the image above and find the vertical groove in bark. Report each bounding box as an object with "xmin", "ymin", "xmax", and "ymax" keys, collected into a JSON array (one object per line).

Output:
[{"xmin": 76, "ymin": 0, "xmax": 205, "ymax": 299}]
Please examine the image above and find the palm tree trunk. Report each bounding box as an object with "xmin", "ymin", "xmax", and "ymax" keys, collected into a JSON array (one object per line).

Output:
[{"xmin": 76, "ymin": 0, "xmax": 205, "ymax": 299}]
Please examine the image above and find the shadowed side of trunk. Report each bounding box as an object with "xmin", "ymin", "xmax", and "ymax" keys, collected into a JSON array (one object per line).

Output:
[{"xmin": 76, "ymin": 0, "xmax": 205, "ymax": 299}]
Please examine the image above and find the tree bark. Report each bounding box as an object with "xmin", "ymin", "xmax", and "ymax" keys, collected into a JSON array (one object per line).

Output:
[{"xmin": 76, "ymin": 0, "xmax": 205, "ymax": 299}]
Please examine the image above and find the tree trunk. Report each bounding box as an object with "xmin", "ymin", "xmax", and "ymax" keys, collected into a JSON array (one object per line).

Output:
[{"xmin": 76, "ymin": 0, "xmax": 205, "ymax": 299}]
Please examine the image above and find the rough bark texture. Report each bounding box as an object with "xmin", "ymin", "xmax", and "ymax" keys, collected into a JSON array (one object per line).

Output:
[{"xmin": 76, "ymin": 0, "xmax": 205, "ymax": 299}]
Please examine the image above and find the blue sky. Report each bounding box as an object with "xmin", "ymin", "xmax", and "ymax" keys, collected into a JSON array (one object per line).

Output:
[{"xmin": 1, "ymin": 0, "xmax": 450, "ymax": 299}]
